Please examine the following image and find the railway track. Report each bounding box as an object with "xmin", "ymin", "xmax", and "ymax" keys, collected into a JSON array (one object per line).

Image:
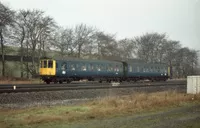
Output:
[{"xmin": 0, "ymin": 80, "xmax": 186, "ymax": 93}]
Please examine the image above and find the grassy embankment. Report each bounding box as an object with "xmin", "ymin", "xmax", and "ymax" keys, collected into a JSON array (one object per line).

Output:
[
  {"xmin": 0, "ymin": 91, "xmax": 200, "ymax": 128},
  {"xmin": 0, "ymin": 77, "xmax": 41, "ymax": 84}
]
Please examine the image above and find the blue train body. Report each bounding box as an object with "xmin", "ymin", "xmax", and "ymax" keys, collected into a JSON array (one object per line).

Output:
[{"xmin": 39, "ymin": 58, "xmax": 170, "ymax": 84}]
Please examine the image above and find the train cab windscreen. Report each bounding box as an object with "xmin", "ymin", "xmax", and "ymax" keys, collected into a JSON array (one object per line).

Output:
[{"xmin": 40, "ymin": 60, "xmax": 53, "ymax": 68}]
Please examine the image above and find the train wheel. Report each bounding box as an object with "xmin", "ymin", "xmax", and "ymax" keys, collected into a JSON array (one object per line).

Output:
[
  {"xmin": 106, "ymin": 79, "xmax": 111, "ymax": 83},
  {"xmin": 163, "ymin": 78, "xmax": 167, "ymax": 81},
  {"xmin": 46, "ymin": 80, "xmax": 50, "ymax": 84},
  {"xmin": 67, "ymin": 80, "xmax": 71, "ymax": 83},
  {"xmin": 59, "ymin": 80, "xmax": 63, "ymax": 84}
]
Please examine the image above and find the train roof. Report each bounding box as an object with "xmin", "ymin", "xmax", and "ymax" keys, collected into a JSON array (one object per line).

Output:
[
  {"xmin": 55, "ymin": 58, "xmax": 123, "ymax": 64},
  {"xmin": 41, "ymin": 56, "xmax": 167, "ymax": 65},
  {"xmin": 125, "ymin": 61, "xmax": 167, "ymax": 65}
]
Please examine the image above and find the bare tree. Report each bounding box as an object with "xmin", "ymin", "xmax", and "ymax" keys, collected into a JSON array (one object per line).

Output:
[
  {"xmin": 162, "ymin": 40, "xmax": 181, "ymax": 77},
  {"xmin": 52, "ymin": 27, "xmax": 74, "ymax": 57},
  {"xmin": 74, "ymin": 24, "xmax": 94, "ymax": 58},
  {"xmin": 19, "ymin": 10, "xmax": 56, "ymax": 77},
  {"xmin": 174, "ymin": 48, "xmax": 198, "ymax": 78},
  {"xmin": 0, "ymin": 2, "xmax": 14, "ymax": 76},
  {"xmin": 94, "ymin": 31, "xmax": 118, "ymax": 59},
  {"xmin": 117, "ymin": 38, "xmax": 137, "ymax": 59},
  {"xmin": 134, "ymin": 32, "xmax": 167, "ymax": 63},
  {"xmin": 10, "ymin": 10, "xmax": 31, "ymax": 78}
]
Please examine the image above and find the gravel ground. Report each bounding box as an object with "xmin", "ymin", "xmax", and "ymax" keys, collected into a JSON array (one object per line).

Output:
[{"xmin": 0, "ymin": 84, "xmax": 185, "ymax": 108}]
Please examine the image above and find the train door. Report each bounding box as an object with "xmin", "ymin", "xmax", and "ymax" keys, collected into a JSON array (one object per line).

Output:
[
  {"xmin": 69, "ymin": 62, "xmax": 76, "ymax": 77},
  {"xmin": 61, "ymin": 62, "xmax": 68, "ymax": 76},
  {"xmin": 122, "ymin": 62, "xmax": 128, "ymax": 77}
]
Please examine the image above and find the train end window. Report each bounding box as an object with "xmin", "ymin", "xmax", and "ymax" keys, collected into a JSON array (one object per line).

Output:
[
  {"xmin": 48, "ymin": 60, "xmax": 53, "ymax": 68},
  {"xmin": 44, "ymin": 60, "xmax": 47, "ymax": 68}
]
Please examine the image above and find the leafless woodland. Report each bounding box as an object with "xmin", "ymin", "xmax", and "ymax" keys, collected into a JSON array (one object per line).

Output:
[{"xmin": 0, "ymin": 2, "xmax": 199, "ymax": 78}]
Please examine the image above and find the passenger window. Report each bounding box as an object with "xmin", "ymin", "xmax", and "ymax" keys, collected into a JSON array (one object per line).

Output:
[
  {"xmin": 61, "ymin": 63, "xmax": 66, "ymax": 70},
  {"xmin": 106, "ymin": 64, "xmax": 109, "ymax": 71},
  {"xmin": 93, "ymin": 64, "xmax": 97, "ymax": 71},
  {"xmin": 120, "ymin": 65, "xmax": 122, "ymax": 71},
  {"xmin": 76, "ymin": 63, "xmax": 79, "ymax": 70},
  {"xmin": 108, "ymin": 64, "xmax": 111, "ymax": 71},
  {"xmin": 48, "ymin": 60, "xmax": 53, "ymax": 68},
  {"xmin": 153, "ymin": 67, "xmax": 155, "ymax": 72},
  {"xmin": 81, "ymin": 64, "xmax": 86, "ymax": 71},
  {"xmin": 88, "ymin": 64, "xmax": 91, "ymax": 71},
  {"xmin": 91, "ymin": 64, "xmax": 94, "ymax": 71},
  {"xmin": 133, "ymin": 67, "xmax": 136, "ymax": 72},
  {"xmin": 143, "ymin": 67, "xmax": 146, "ymax": 72},
  {"xmin": 129, "ymin": 66, "xmax": 132, "ymax": 72},
  {"xmin": 146, "ymin": 67, "xmax": 148, "ymax": 72},
  {"xmin": 137, "ymin": 66, "xmax": 140, "ymax": 72},
  {"xmin": 100, "ymin": 64, "xmax": 104, "ymax": 71},
  {"xmin": 110, "ymin": 65, "xmax": 113, "ymax": 71},
  {"xmin": 101, "ymin": 64, "xmax": 105, "ymax": 71},
  {"xmin": 71, "ymin": 64, "xmax": 75, "ymax": 71},
  {"xmin": 97, "ymin": 64, "xmax": 100, "ymax": 71},
  {"xmin": 106, "ymin": 64, "xmax": 110, "ymax": 71},
  {"xmin": 115, "ymin": 65, "xmax": 119, "ymax": 72}
]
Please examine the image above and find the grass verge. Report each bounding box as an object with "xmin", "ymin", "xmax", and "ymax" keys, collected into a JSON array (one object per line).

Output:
[
  {"xmin": 0, "ymin": 77, "xmax": 41, "ymax": 84},
  {"xmin": 0, "ymin": 91, "xmax": 200, "ymax": 128}
]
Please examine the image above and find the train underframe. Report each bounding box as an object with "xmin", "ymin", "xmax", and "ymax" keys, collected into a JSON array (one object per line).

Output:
[{"xmin": 41, "ymin": 75, "xmax": 169, "ymax": 84}]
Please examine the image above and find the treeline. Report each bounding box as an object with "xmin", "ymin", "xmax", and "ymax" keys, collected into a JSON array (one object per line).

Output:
[{"xmin": 0, "ymin": 2, "xmax": 199, "ymax": 78}]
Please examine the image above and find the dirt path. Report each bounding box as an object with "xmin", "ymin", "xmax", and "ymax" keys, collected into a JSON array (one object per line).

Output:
[{"xmin": 65, "ymin": 104, "xmax": 200, "ymax": 128}]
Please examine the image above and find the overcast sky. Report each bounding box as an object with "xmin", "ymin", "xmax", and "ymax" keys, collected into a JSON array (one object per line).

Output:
[{"xmin": 2, "ymin": 0, "xmax": 200, "ymax": 51}]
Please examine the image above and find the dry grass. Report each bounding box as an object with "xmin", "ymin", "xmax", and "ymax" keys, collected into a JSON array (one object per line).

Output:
[
  {"xmin": 85, "ymin": 91, "xmax": 200, "ymax": 117},
  {"xmin": 0, "ymin": 77, "xmax": 41, "ymax": 84},
  {"xmin": 1, "ymin": 91, "xmax": 200, "ymax": 127}
]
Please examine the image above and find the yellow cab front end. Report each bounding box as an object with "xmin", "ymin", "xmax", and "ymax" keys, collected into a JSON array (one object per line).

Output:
[{"xmin": 39, "ymin": 59, "xmax": 56, "ymax": 84}]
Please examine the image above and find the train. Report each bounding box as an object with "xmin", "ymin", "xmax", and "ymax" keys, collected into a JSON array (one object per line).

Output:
[{"xmin": 39, "ymin": 58, "xmax": 170, "ymax": 84}]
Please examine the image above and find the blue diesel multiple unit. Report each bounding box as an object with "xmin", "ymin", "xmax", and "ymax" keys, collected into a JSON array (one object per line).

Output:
[{"xmin": 39, "ymin": 58, "xmax": 170, "ymax": 84}]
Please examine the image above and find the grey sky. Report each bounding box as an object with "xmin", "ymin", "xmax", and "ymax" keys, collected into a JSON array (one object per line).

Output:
[{"xmin": 2, "ymin": 0, "xmax": 200, "ymax": 50}]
